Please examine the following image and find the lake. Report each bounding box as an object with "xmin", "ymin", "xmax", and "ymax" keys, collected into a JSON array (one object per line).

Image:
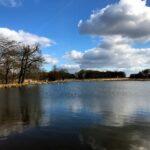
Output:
[{"xmin": 0, "ymin": 81, "xmax": 149, "ymax": 150}]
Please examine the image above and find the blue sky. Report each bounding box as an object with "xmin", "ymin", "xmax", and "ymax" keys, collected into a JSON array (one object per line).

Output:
[
  {"xmin": 0, "ymin": 0, "xmax": 150, "ymax": 73},
  {"xmin": 0, "ymin": 0, "xmax": 117, "ymax": 68}
]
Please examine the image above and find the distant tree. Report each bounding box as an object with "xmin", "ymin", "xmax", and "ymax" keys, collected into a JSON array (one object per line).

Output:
[
  {"xmin": 52, "ymin": 65, "xmax": 58, "ymax": 72},
  {"xmin": 48, "ymin": 65, "xmax": 59, "ymax": 81},
  {"xmin": 76, "ymin": 70, "xmax": 126, "ymax": 79},
  {"xmin": 59, "ymin": 68, "xmax": 75, "ymax": 80},
  {"xmin": 130, "ymin": 69, "xmax": 150, "ymax": 79},
  {"xmin": 39, "ymin": 70, "xmax": 49, "ymax": 81},
  {"xmin": 142, "ymin": 69, "xmax": 150, "ymax": 78},
  {"xmin": 76, "ymin": 70, "xmax": 86, "ymax": 79},
  {"xmin": 48, "ymin": 67, "xmax": 75, "ymax": 81}
]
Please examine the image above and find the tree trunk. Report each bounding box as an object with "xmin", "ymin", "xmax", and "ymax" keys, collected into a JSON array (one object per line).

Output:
[
  {"xmin": 18, "ymin": 53, "xmax": 25, "ymax": 84},
  {"xmin": 18, "ymin": 67, "xmax": 23, "ymax": 84},
  {"xmin": 21, "ymin": 69, "xmax": 26, "ymax": 84},
  {"xmin": 20, "ymin": 55, "xmax": 29, "ymax": 84},
  {"xmin": 5, "ymin": 68, "xmax": 9, "ymax": 84}
]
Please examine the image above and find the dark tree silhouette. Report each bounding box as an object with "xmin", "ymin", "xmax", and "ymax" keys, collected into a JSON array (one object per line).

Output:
[
  {"xmin": 130, "ymin": 69, "xmax": 150, "ymax": 79},
  {"xmin": 0, "ymin": 38, "xmax": 19, "ymax": 84},
  {"xmin": 18, "ymin": 44, "xmax": 43, "ymax": 84}
]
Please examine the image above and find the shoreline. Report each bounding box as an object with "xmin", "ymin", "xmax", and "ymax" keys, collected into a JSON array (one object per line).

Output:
[
  {"xmin": 0, "ymin": 81, "xmax": 47, "ymax": 89},
  {"xmin": 0, "ymin": 78, "xmax": 149, "ymax": 89}
]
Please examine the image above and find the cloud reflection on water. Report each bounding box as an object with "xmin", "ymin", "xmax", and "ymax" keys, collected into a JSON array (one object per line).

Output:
[{"xmin": 0, "ymin": 82, "xmax": 149, "ymax": 150}]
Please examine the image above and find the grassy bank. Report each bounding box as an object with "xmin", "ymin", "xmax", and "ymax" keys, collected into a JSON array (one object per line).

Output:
[
  {"xmin": 0, "ymin": 78, "xmax": 149, "ymax": 89},
  {"xmin": 0, "ymin": 81, "xmax": 48, "ymax": 89}
]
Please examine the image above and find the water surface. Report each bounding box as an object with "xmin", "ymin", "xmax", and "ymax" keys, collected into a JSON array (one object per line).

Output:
[{"xmin": 0, "ymin": 81, "xmax": 149, "ymax": 150}]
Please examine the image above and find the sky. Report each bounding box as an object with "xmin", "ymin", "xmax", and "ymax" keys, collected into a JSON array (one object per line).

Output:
[{"xmin": 0, "ymin": 0, "xmax": 150, "ymax": 74}]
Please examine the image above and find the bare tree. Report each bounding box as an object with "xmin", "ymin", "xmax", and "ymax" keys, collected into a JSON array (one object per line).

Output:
[
  {"xmin": 0, "ymin": 37, "xmax": 19, "ymax": 84},
  {"xmin": 18, "ymin": 44, "xmax": 43, "ymax": 84}
]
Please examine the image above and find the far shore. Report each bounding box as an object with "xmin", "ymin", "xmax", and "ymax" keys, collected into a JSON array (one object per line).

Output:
[{"xmin": 0, "ymin": 78, "xmax": 150, "ymax": 89}]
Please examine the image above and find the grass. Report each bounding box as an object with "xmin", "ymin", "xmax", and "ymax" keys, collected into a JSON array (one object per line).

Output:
[
  {"xmin": 0, "ymin": 78, "xmax": 149, "ymax": 89},
  {"xmin": 0, "ymin": 80, "xmax": 47, "ymax": 89}
]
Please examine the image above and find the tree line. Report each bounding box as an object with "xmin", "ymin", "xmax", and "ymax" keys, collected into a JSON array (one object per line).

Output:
[
  {"xmin": 41, "ymin": 67, "xmax": 150, "ymax": 81},
  {"xmin": 130, "ymin": 69, "xmax": 150, "ymax": 79},
  {"xmin": 40, "ymin": 66, "xmax": 126, "ymax": 81}
]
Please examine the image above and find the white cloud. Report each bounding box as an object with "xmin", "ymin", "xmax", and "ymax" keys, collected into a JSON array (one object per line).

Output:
[
  {"xmin": 78, "ymin": 0, "xmax": 150, "ymax": 41},
  {"xmin": 66, "ymin": 0, "xmax": 150, "ymax": 73},
  {"xmin": 65, "ymin": 36, "xmax": 150, "ymax": 73},
  {"xmin": 61, "ymin": 64, "xmax": 80, "ymax": 73},
  {"xmin": 0, "ymin": 28, "xmax": 55, "ymax": 47},
  {"xmin": 43, "ymin": 54, "xmax": 58, "ymax": 65},
  {"xmin": 64, "ymin": 50, "xmax": 83, "ymax": 61},
  {"xmin": 0, "ymin": 0, "xmax": 23, "ymax": 7}
]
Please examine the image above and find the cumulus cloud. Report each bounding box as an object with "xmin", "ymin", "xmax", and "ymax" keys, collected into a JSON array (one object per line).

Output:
[
  {"xmin": 61, "ymin": 64, "xmax": 80, "ymax": 73},
  {"xmin": 65, "ymin": 36, "xmax": 150, "ymax": 73},
  {"xmin": 64, "ymin": 0, "xmax": 150, "ymax": 73},
  {"xmin": 43, "ymin": 54, "xmax": 58, "ymax": 65},
  {"xmin": 64, "ymin": 50, "xmax": 83, "ymax": 61},
  {"xmin": 0, "ymin": 28, "xmax": 55, "ymax": 47},
  {"xmin": 79, "ymin": 0, "xmax": 150, "ymax": 41},
  {"xmin": 0, "ymin": 0, "xmax": 23, "ymax": 7}
]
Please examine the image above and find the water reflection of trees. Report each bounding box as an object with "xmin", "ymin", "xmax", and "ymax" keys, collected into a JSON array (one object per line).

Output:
[{"xmin": 0, "ymin": 87, "xmax": 42, "ymax": 138}]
